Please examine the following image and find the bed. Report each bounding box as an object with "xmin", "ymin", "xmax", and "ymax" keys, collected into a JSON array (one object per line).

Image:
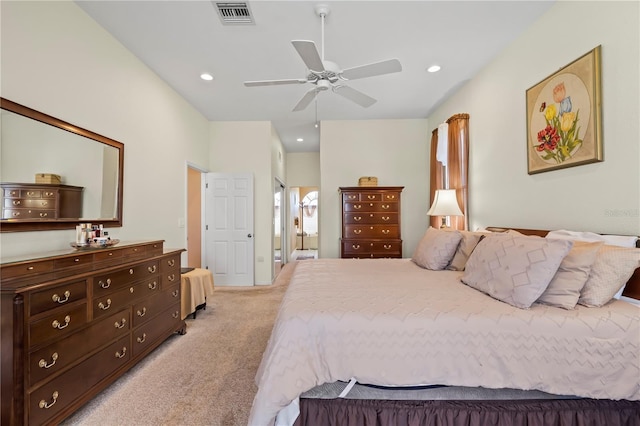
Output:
[{"xmin": 249, "ymin": 228, "xmax": 640, "ymax": 426}]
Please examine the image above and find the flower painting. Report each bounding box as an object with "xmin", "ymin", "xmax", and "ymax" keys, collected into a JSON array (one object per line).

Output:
[{"xmin": 526, "ymin": 46, "xmax": 602, "ymax": 174}]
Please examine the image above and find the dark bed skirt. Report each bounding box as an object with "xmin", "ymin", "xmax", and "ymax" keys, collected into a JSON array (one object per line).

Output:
[{"xmin": 295, "ymin": 398, "xmax": 640, "ymax": 426}]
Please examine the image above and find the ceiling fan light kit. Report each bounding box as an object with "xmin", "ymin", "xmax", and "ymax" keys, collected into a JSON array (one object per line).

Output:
[{"xmin": 243, "ymin": 4, "xmax": 402, "ymax": 112}]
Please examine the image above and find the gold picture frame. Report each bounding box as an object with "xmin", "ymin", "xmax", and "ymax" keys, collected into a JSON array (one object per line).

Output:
[{"xmin": 526, "ymin": 46, "xmax": 603, "ymax": 174}]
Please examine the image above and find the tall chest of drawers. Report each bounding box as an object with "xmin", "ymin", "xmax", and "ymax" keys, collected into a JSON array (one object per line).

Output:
[
  {"xmin": 1, "ymin": 183, "xmax": 83, "ymax": 220},
  {"xmin": 339, "ymin": 186, "xmax": 404, "ymax": 258},
  {"xmin": 0, "ymin": 241, "xmax": 186, "ymax": 425}
]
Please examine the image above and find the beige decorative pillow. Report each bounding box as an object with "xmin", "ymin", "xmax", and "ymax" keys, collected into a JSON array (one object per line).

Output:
[
  {"xmin": 447, "ymin": 231, "xmax": 487, "ymax": 271},
  {"xmin": 412, "ymin": 227, "xmax": 462, "ymax": 270},
  {"xmin": 462, "ymin": 234, "xmax": 573, "ymax": 309},
  {"xmin": 536, "ymin": 241, "xmax": 603, "ymax": 309},
  {"xmin": 578, "ymin": 245, "xmax": 640, "ymax": 307}
]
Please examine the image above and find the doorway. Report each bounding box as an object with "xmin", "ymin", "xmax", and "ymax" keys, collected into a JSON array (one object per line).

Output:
[
  {"xmin": 186, "ymin": 164, "xmax": 205, "ymax": 268},
  {"xmin": 291, "ymin": 186, "xmax": 319, "ymax": 259},
  {"xmin": 273, "ymin": 179, "xmax": 285, "ymax": 279}
]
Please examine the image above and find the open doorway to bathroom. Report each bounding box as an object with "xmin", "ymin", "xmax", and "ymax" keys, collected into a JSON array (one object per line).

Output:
[{"xmin": 290, "ymin": 186, "xmax": 318, "ymax": 260}]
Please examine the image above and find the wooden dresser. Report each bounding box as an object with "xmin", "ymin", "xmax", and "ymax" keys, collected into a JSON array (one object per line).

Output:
[
  {"xmin": 1, "ymin": 183, "xmax": 83, "ymax": 220},
  {"xmin": 0, "ymin": 241, "xmax": 186, "ymax": 425},
  {"xmin": 339, "ymin": 186, "xmax": 404, "ymax": 258}
]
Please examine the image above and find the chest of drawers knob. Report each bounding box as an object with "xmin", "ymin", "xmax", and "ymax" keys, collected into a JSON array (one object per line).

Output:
[
  {"xmin": 38, "ymin": 391, "xmax": 59, "ymax": 409},
  {"xmin": 147, "ymin": 265, "xmax": 157, "ymax": 273},
  {"xmin": 167, "ymin": 273, "xmax": 176, "ymax": 282},
  {"xmin": 100, "ymin": 278, "xmax": 111, "ymax": 289},
  {"xmin": 137, "ymin": 307, "xmax": 147, "ymax": 317},
  {"xmin": 137, "ymin": 333, "xmax": 147, "ymax": 343},
  {"xmin": 115, "ymin": 347, "xmax": 127, "ymax": 359},
  {"xmin": 168, "ymin": 259, "xmax": 175, "ymax": 267},
  {"xmin": 148, "ymin": 281, "xmax": 158, "ymax": 290},
  {"xmin": 38, "ymin": 352, "xmax": 59, "ymax": 369},
  {"xmin": 114, "ymin": 318, "xmax": 127, "ymax": 329},
  {"xmin": 52, "ymin": 291, "xmax": 70, "ymax": 304},
  {"xmin": 98, "ymin": 299, "xmax": 112, "ymax": 310},
  {"xmin": 52, "ymin": 315, "xmax": 71, "ymax": 330}
]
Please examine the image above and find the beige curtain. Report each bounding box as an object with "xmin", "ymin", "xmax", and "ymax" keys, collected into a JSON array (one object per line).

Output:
[
  {"xmin": 429, "ymin": 128, "xmax": 444, "ymax": 228},
  {"xmin": 446, "ymin": 113, "xmax": 469, "ymax": 230}
]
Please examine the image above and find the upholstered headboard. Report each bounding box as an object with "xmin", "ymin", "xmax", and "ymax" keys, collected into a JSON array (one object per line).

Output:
[{"xmin": 486, "ymin": 227, "xmax": 640, "ymax": 301}]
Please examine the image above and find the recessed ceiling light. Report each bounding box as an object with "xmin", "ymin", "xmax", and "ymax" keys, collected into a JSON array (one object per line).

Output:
[
  {"xmin": 427, "ymin": 65, "xmax": 441, "ymax": 73},
  {"xmin": 200, "ymin": 73, "xmax": 214, "ymax": 81},
  {"xmin": 297, "ymin": 138, "xmax": 304, "ymax": 142}
]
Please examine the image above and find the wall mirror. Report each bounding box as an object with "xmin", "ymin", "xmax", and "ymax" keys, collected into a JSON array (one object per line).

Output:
[{"xmin": 0, "ymin": 98, "xmax": 124, "ymax": 232}]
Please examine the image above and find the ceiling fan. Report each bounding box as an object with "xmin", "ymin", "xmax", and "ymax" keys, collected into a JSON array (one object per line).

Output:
[{"xmin": 243, "ymin": 4, "xmax": 402, "ymax": 112}]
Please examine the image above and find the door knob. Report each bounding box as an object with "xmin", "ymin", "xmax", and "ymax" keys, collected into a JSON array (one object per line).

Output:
[{"xmin": 247, "ymin": 234, "xmax": 253, "ymax": 238}]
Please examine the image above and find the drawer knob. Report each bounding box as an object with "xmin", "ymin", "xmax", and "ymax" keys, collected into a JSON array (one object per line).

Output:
[
  {"xmin": 11, "ymin": 212, "xmax": 21, "ymax": 217},
  {"xmin": 387, "ymin": 195, "xmax": 396, "ymax": 199},
  {"xmin": 148, "ymin": 281, "xmax": 158, "ymax": 290},
  {"xmin": 137, "ymin": 333, "xmax": 147, "ymax": 343},
  {"xmin": 168, "ymin": 259, "xmax": 176, "ymax": 267},
  {"xmin": 168, "ymin": 274, "xmax": 176, "ymax": 282},
  {"xmin": 100, "ymin": 278, "xmax": 112, "ymax": 289},
  {"xmin": 137, "ymin": 307, "xmax": 147, "ymax": 317},
  {"xmin": 52, "ymin": 291, "xmax": 70, "ymax": 304},
  {"xmin": 147, "ymin": 265, "xmax": 157, "ymax": 273},
  {"xmin": 354, "ymin": 216, "xmax": 362, "ymax": 221},
  {"xmin": 382, "ymin": 229, "xmax": 390, "ymax": 234},
  {"xmin": 172, "ymin": 289, "xmax": 179, "ymax": 297},
  {"xmin": 114, "ymin": 318, "xmax": 127, "ymax": 329},
  {"xmin": 384, "ymin": 244, "xmax": 392, "ymax": 249},
  {"xmin": 51, "ymin": 315, "xmax": 70, "ymax": 330},
  {"xmin": 367, "ymin": 195, "xmax": 375, "ymax": 200},
  {"xmin": 382, "ymin": 216, "xmax": 390, "ymax": 221},
  {"xmin": 98, "ymin": 299, "xmax": 112, "ymax": 310},
  {"xmin": 172, "ymin": 311, "xmax": 180, "ymax": 319},
  {"xmin": 39, "ymin": 212, "xmax": 49, "ymax": 218},
  {"xmin": 352, "ymin": 244, "xmax": 360, "ymax": 250},
  {"xmin": 129, "ymin": 269, "xmax": 134, "ymax": 275},
  {"xmin": 382, "ymin": 204, "xmax": 390, "ymax": 209},
  {"xmin": 12, "ymin": 200, "xmax": 21, "ymax": 206},
  {"xmin": 353, "ymin": 229, "xmax": 361, "ymax": 235},
  {"xmin": 41, "ymin": 201, "xmax": 49, "ymax": 207},
  {"xmin": 38, "ymin": 352, "xmax": 59, "ymax": 369},
  {"xmin": 115, "ymin": 347, "xmax": 127, "ymax": 359},
  {"xmin": 38, "ymin": 391, "xmax": 59, "ymax": 409},
  {"xmin": 353, "ymin": 204, "xmax": 361, "ymax": 210}
]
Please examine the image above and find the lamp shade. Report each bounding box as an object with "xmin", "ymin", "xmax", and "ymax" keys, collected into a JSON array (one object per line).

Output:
[{"xmin": 427, "ymin": 189, "xmax": 463, "ymax": 216}]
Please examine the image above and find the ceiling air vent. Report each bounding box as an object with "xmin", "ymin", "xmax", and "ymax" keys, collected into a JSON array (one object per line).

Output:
[{"xmin": 214, "ymin": 2, "xmax": 254, "ymax": 25}]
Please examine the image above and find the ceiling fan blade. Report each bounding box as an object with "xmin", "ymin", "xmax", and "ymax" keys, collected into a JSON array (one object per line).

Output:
[
  {"xmin": 292, "ymin": 40, "xmax": 325, "ymax": 72},
  {"xmin": 292, "ymin": 88, "xmax": 318, "ymax": 112},
  {"xmin": 333, "ymin": 85, "xmax": 377, "ymax": 108},
  {"xmin": 341, "ymin": 59, "xmax": 402, "ymax": 81},
  {"xmin": 244, "ymin": 78, "xmax": 307, "ymax": 87}
]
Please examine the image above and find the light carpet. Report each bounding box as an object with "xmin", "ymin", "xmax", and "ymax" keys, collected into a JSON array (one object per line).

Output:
[{"xmin": 61, "ymin": 262, "xmax": 295, "ymax": 426}]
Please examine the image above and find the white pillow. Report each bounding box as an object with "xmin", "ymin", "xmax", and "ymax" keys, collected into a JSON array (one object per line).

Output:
[
  {"xmin": 462, "ymin": 234, "xmax": 573, "ymax": 309},
  {"xmin": 546, "ymin": 229, "xmax": 638, "ymax": 248},
  {"xmin": 412, "ymin": 227, "xmax": 462, "ymax": 270},
  {"xmin": 577, "ymin": 245, "xmax": 640, "ymax": 307}
]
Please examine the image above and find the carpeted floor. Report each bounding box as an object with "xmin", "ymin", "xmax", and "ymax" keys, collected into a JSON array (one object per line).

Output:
[{"xmin": 61, "ymin": 262, "xmax": 294, "ymax": 426}]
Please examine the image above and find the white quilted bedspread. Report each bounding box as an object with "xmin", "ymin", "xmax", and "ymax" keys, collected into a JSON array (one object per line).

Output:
[{"xmin": 249, "ymin": 259, "xmax": 640, "ymax": 425}]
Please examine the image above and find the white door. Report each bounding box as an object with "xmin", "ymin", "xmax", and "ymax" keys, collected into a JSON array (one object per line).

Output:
[{"xmin": 205, "ymin": 173, "xmax": 254, "ymax": 286}]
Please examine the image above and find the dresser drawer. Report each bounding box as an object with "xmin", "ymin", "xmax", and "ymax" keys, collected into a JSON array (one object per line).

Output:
[
  {"xmin": 2, "ymin": 208, "xmax": 57, "ymax": 220},
  {"xmin": 344, "ymin": 225, "xmax": 399, "ymax": 239},
  {"xmin": 27, "ymin": 335, "xmax": 130, "ymax": 426},
  {"xmin": 344, "ymin": 212, "xmax": 398, "ymax": 225},
  {"xmin": 4, "ymin": 197, "xmax": 57, "ymax": 209},
  {"xmin": 2, "ymin": 260, "xmax": 54, "ymax": 281},
  {"xmin": 344, "ymin": 202, "xmax": 398, "ymax": 213},
  {"xmin": 132, "ymin": 303, "xmax": 181, "ymax": 357},
  {"xmin": 29, "ymin": 304, "xmax": 88, "ymax": 349},
  {"xmin": 92, "ymin": 259, "xmax": 160, "ymax": 297},
  {"xmin": 28, "ymin": 309, "xmax": 130, "ymax": 386},
  {"xmin": 30, "ymin": 280, "xmax": 87, "ymax": 317},
  {"xmin": 53, "ymin": 253, "xmax": 92, "ymax": 270},
  {"xmin": 93, "ymin": 277, "xmax": 160, "ymax": 320},
  {"xmin": 132, "ymin": 284, "xmax": 180, "ymax": 328},
  {"xmin": 341, "ymin": 240, "xmax": 402, "ymax": 258}
]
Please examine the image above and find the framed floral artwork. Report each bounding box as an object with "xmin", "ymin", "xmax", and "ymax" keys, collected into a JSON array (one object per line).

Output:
[{"xmin": 526, "ymin": 46, "xmax": 603, "ymax": 174}]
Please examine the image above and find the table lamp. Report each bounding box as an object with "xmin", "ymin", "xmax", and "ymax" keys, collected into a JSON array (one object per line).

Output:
[{"xmin": 427, "ymin": 189, "xmax": 463, "ymax": 228}]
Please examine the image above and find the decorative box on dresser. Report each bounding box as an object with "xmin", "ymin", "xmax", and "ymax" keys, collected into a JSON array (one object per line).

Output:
[
  {"xmin": 0, "ymin": 240, "xmax": 186, "ymax": 426},
  {"xmin": 339, "ymin": 186, "xmax": 404, "ymax": 259}
]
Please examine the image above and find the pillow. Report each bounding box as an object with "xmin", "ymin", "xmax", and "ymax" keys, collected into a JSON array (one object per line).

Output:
[
  {"xmin": 461, "ymin": 234, "xmax": 573, "ymax": 308},
  {"xmin": 546, "ymin": 229, "xmax": 638, "ymax": 248},
  {"xmin": 412, "ymin": 227, "xmax": 462, "ymax": 270},
  {"xmin": 577, "ymin": 245, "xmax": 640, "ymax": 307},
  {"xmin": 536, "ymin": 241, "xmax": 603, "ymax": 309},
  {"xmin": 446, "ymin": 231, "xmax": 487, "ymax": 271}
]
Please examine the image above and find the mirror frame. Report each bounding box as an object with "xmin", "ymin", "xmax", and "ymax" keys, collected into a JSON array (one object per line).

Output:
[{"xmin": 0, "ymin": 98, "xmax": 124, "ymax": 232}]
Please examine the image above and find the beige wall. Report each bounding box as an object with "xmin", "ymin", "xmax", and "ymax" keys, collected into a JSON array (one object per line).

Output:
[
  {"xmin": 427, "ymin": 1, "xmax": 639, "ymax": 236},
  {"xmin": 319, "ymin": 119, "xmax": 430, "ymax": 259},
  {"xmin": 1, "ymin": 1, "xmax": 210, "ymax": 265}
]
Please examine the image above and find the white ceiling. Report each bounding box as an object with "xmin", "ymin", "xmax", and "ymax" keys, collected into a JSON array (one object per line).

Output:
[{"xmin": 76, "ymin": 1, "xmax": 554, "ymax": 153}]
